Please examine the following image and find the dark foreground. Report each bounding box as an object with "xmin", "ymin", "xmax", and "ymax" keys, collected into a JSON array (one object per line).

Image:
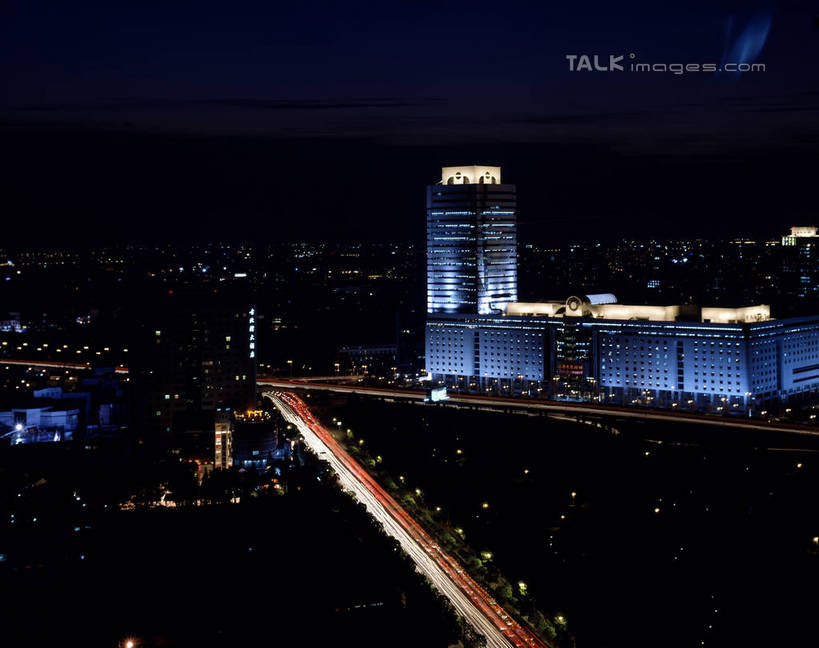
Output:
[
  {"xmin": 312, "ymin": 394, "xmax": 819, "ymax": 648},
  {"xmin": 0, "ymin": 441, "xmax": 474, "ymax": 648}
]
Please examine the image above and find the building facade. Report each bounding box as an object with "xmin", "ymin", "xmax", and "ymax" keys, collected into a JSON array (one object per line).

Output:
[
  {"xmin": 426, "ymin": 165, "xmax": 517, "ymax": 315},
  {"xmin": 129, "ymin": 286, "xmax": 258, "ymax": 440},
  {"xmin": 426, "ymin": 300, "xmax": 819, "ymax": 409},
  {"xmin": 425, "ymin": 169, "xmax": 819, "ymax": 410},
  {"xmin": 781, "ymin": 226, "xmax": 819, "ymax": 298}
]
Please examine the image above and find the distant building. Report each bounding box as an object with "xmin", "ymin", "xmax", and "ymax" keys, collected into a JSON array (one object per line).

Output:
[
  {"xmin": 427, "ymin": 165, "xmax": 517, "ymax": 315},
  {"xmin": 0, "ymin": 404, "xmax": 80, "ymax": 444},
  {"xmin": 337, "ymin": 344, "xmax": 398, "ymax": 376},
  {"xmin": 212, "ymin": 410, "xmax": 289, "ymax": 471},
  {"xmin": 426, "ymin": 174, "xmax": 819, "ymax": 410},
  {"xmin": 428, "ymin": 295, "xmax": 819, "ymax": 409},
  {"xmin": 77, "ymin": 369, "xmax": 129, "ymax": 436},
  {"xmin": 214, "ymin": 415, "xmax": 232, "ymax": 469},
  {"xmin": 0, "ymin": 370, "xmax": 128, "ymax": 445},
  {"xmin": 0, "ymin": 312, "xmax": 23, "ymax": 333},
  {"xmin": 781, "ymin": 226, "xmax": 818, "ymax": 246},
  {"xmin": 129, "ymin": 286, "xmax": 257, "ymax": 443},
  {"xmin": 781, "ymin": 226, "xmax": 818, "ymax": 298},
  {"xmin": 231, "ymin": 410, "xmax": 277, "ymax": 470}
]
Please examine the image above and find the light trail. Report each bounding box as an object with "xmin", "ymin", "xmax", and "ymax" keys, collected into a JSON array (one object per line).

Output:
[
  {"xmin": 6, "ymin": 357, "xmax": 814, "ymax": 435},
  {"xmin": 264, "ymin": 390, "xmax": 551, "ymax": 648},
  {"xmin": 0, "ymin": 358, "xmax": 128, "ymax": 373}
]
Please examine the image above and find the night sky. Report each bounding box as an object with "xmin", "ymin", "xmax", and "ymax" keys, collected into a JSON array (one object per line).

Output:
[{"xmin": 2, "ymin": 1, "xmax": 818, "ymax": 246}]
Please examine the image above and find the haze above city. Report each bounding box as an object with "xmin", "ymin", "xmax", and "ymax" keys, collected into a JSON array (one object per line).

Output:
[{"xmin": 2, "ymin": 1, "xmax": 819, "ymax": 245}]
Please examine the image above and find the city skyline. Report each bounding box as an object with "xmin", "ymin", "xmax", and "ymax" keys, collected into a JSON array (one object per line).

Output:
[{"xmin": 2, "ymin": 3, "xmax": 818, "ymax": 648}]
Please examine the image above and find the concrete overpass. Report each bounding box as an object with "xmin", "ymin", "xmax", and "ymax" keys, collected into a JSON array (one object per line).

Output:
[
  {"xmin": 258, "ymin": 378, "xmax": 819, "ymax": 438},
  {"xmin": 5, "ymin": 357, "xmax": 816, "ymax": 438}
]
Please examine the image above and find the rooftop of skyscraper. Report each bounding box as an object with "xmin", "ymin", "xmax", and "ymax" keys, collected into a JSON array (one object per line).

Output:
[{"xmin": 438, "ymin": 165, "xmax": 502, "ymax": 185}]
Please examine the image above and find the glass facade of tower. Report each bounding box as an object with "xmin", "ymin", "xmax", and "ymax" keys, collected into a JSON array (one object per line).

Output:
[{"xmin": 426, "ymin": 171, "xmax": 517, "ymax": 315}]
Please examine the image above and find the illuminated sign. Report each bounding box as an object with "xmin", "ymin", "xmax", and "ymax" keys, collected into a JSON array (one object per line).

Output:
[
  {"xmin": 425, "ymin": 386, "xmax": 448, "ymax": 402},
  {"xmin": 249, "ymin": 307, "xmax": 256, "ymax": 359}
]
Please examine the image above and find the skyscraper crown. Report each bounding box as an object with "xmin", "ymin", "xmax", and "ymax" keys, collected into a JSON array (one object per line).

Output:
[{"xmin": 440, "ymin": 165, "xmax": 501, "ymax": 185}]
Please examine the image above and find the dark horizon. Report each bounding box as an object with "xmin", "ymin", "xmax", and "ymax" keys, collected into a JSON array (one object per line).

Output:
[
  {"xmin": 2, "ymin": 119, "xmax": 816, "ymax": 248},
  {"xmin": 2, "ymin": 1, "xmax": 819, "ymax": 246}
]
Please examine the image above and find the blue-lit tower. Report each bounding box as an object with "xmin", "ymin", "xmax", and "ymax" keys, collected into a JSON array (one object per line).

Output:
[{"xmin": 426, "ymin": 165, "xmax": 517, "ymax": 314}]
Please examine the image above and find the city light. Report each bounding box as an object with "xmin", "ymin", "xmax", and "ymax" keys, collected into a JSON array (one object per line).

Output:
[
  {"xmin": 0, "ymin": 9, "xmax": 817, "ymax": 647},
  {"xmin": 266, "ymin": 391, "xmax": 550, "ymax": 648}
]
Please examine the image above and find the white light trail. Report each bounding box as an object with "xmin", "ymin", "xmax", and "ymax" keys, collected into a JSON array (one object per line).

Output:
[{"xmin": 265, "ymin": 391, "xmax": 548, "ymax": 648}]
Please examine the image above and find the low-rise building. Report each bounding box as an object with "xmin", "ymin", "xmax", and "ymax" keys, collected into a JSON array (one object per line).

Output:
[{"xmin": 426, "ymin": 295, "xmax": 819, "ymax": 410}]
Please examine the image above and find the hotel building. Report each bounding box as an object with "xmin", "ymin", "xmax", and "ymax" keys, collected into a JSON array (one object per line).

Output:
[{"xmin": 425, "ymin": 167, "xmax": 819, "ymax": 410}]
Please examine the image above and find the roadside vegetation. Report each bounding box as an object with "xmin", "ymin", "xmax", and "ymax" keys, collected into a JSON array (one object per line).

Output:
[{"xmin": 336, "ymin": 422, "xmax": 564, "ymax": 646}]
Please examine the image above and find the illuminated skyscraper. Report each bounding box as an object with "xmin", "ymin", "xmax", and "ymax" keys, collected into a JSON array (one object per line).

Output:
[
  {"xmin": 425, "ymin": 178, "xmax": 819, "ymax": 411},
  {"xmin": 426, "ymin": 165, "xmax": 517, "ymax": 314}
]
